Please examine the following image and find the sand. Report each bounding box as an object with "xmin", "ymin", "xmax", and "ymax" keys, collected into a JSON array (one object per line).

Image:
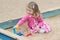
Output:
[
  {"xmin": 0, "ymin": 0, "xmax": 60, "ymax": 40},
  {"xmin": 7, "ymin": 15, "xmax": 60, "ymax": 40},
  {"xmin": 0, "ymin": 0, "xmax": 60, "ymax": 23}
]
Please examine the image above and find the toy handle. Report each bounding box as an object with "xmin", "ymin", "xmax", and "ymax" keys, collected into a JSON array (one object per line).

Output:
[
  {"xmin": 13, "ymin": 27, "xmax": 17, "ymax": 34},
  {"xmin": 13, "ymin": 25, "xmax": 19, "ymax": 34},
  {"xmin": 13, "ymin": 27, "xmax": 23, "ymax": 36}
]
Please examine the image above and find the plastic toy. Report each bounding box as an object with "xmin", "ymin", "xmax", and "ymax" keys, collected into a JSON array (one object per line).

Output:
[
  {"xmin": 25, "ymin": 33, "xmax": 32, "ymax": 37},
  {"xmin": 13, "ymin": 27, "xmax": 23, "ymax": 36},
  {"xmin": 17, "ymin": 32, "xmax": 23, "ymax": 36},
  {"xmin": 13, "ymin": 27, "xmax": 16, "ymax": 34}
]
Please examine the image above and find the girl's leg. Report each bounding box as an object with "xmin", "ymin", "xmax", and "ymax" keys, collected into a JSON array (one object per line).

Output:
[
  {"xmin": 42, "ymin": 21, "xmax": 51, "ymax": 33},
  {"xmin": 25, "ymin": 28, "xmax": 38, "ymax": 37},
  {"xmin": 24, "ymin": 28, "xmax": 34, "ymax": 37},
  {"xmin": 38, "ymin": 27, "xmax": 46, "ymax": 33},
  {"xmin": 38, "ymin": 21, "xmax": 51, "ymax": 33},
  {"xmin": 24, "ymin": 30, "xmax": 37, "ymax": 37}
]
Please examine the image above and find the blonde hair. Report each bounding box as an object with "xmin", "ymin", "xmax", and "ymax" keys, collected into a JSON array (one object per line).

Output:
[{"xmin": 27, "ymin": 1, "xmax": 40, "ymax": 17}]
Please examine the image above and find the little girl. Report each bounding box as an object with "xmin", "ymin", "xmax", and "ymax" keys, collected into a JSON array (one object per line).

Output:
[{"xmin": 14, "ymin": 1, "xmax": 51, "ymax": 36}]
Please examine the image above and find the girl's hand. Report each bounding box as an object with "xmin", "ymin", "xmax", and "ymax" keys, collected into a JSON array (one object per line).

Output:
[
  {"xmin": 15, "ymin": 25, "xmax": 19, "ymax": 30},
  {"xmin": 13, "ymin": 25, "xmax": 19, "ymax": 34}
]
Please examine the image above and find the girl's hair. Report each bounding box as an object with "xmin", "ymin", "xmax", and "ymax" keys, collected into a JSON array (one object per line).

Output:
[{"xmin": 27, "ymin": 1, "xmax": 40, "ymax": 17}]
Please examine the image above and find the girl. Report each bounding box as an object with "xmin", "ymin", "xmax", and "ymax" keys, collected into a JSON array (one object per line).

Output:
[{"xmin": 14, "ymin": 1, "xmax": 51, "ymax": 36}]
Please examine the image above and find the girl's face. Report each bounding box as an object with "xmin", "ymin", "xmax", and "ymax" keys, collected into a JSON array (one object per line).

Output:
[{"xmin": 26, "ymin": 7, "xmax": 34, "ymax": 15}]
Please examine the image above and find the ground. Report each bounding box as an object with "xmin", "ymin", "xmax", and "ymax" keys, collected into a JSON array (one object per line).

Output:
[{"xmin": 7, "ymin": 15, "xmax": 60, "ymax": 40}]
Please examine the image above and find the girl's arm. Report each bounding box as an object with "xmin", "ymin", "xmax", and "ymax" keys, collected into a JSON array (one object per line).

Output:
[
  {"xmin": 13, "ymin": 14, "xmax": 29, "ymax": 34},
  {"xmin": 16, "ymin": 14, "xmax": 29, "ymax": 27},
  {"xmin": 38, "ymin": 14, "xmax": 44, "ymax": 26}
]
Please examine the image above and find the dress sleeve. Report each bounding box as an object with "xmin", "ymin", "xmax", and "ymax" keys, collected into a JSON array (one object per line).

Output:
[{"xmin": 16, "ymin": 14, "xmax": 29, "ymax": 26}]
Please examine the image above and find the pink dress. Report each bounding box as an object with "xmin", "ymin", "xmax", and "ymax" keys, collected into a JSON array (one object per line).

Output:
[{"xmin": 16, "ymin": 13, "xmax": 50, "ymax": 33}]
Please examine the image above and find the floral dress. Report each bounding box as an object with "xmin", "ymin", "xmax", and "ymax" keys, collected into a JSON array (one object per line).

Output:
[{"xmin": 16, "ymin": 13, "xmax": 51, "ymax": 33}]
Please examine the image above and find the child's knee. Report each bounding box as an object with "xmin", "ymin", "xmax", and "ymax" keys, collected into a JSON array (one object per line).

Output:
[{"xmin": 38, "ymin": 28, "xmax": 51, "ymax": 33}]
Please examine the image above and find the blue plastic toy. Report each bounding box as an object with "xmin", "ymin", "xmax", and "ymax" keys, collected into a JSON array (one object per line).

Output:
[
  {"xmin": 13, "ymin": 27, "xmax": 23, "ymax": 36},
  {"xmin": 13, "ymin": 27, "xmax": 16, "ymax": 34},
  {"xmin": 17, "ymin": 32, "xmax": 23, "ymax": 36}
]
